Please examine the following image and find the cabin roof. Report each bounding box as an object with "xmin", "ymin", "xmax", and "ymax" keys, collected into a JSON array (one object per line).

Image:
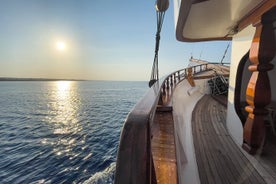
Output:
[{"xmin": 175, "ymin": 0, "xmax": 274, "ymax": 42}]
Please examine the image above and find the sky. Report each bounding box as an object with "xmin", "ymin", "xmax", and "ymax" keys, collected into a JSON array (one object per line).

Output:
[{"xmin": 0, "ymin": 0, "xmax": 231, "ymax": 81}]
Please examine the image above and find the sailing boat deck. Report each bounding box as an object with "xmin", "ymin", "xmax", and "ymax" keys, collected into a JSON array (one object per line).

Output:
[
  {"xmin": 151, "ymin": 109, "xmax": 177, "ymax": 184},
  {"xmin": 192, "ymin": 95, "xmax": 266, "ymax": 184}
]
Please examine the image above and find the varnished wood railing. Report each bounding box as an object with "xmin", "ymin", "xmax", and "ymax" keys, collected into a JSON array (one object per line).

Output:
[
  {"xmin": 159, "ymin": 64, "xmax": 209, "ymax": 105},
  {"xmin": 242, "ymin": 6, "xmax": 276, "ymax": 155},
  {"xmin": 115, "ymin": 63, "xmax": 218, "ymax": 184}
]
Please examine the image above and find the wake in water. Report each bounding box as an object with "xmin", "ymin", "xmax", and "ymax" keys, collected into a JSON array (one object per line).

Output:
[{"xmin": 82, "ymin": 162, "xmax": 116, "ymax": 184}]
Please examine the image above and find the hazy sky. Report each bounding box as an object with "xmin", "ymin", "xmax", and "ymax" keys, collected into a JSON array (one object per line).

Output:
[{"xmin": 0, "ymin": 0, "xmax": 231, "ymax": 81}]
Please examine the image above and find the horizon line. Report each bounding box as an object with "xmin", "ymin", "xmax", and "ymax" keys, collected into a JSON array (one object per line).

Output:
[{"xmin": 0, "ymin": 77, "xmax": 147, "ymax": 82}]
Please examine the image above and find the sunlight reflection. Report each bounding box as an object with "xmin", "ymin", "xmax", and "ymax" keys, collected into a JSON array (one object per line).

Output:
[
  {"xmin": 56, "ymin": 81, "xmax": 71, "ymax": 96},
  {"xmin": 53, "ymin": 81, "xmax": 78, "ymax": 125},
  {"xmin": 44, "ymin": 81, "xmax": 85, "ymax": 157}
]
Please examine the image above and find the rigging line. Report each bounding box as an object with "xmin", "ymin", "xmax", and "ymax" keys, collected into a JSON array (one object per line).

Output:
[
  {"xmin": 155, "ymin": 12, "xmax": 165, "ymax": 54},
  {"xmin": 150, "ymin": 12, "xmax": 165, "ymax": 83},
  {"xmin": 199, "ymin": 43, "xmax": 205, "ymax": 60},
  {"xmin": 220, "ymin": 42, "xmax": 230, "ymax": 64},
  {"xmin": 157, "ymin": 12, "xmax": 165, "ymax": 33},
  {"xmin": 151, "ymin": 57, "xmax": 158, "ymax": 79},
  {"xmin": 149, "ymin": 0, "xmax": 168, "ymax": 87}
]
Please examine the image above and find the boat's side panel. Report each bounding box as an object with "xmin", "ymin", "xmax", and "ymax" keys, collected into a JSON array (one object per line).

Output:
[
  {"xmin": 226, "ymin": 25, "xmax": 255, "ymax": 145},
  {"xmin": 114, "ymin": 81, "xmax": 164, "ymax": 184}
]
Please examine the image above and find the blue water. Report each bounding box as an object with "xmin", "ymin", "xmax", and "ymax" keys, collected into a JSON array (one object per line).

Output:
[{"xmin": 0, "ymin": 81, "xmax": 147, "ymax": 184}]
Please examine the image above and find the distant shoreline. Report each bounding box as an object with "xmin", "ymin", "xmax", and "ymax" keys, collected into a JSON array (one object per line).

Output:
[{"xmin": 0, "ymin": 77, "xmax": 85, "ymax": 81}]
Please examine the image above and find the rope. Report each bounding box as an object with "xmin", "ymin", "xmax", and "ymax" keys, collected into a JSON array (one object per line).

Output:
[
  {"xmin": 149, "ymin": 11, "xmax": 166, "ymax": 87},
  {"xmin": 220, "ymin": 43, "xmax": 230, "ymax": 65}
]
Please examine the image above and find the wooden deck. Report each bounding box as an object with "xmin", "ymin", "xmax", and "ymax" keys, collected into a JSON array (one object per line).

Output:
[
  {"xmin": 192, "ymin": 95, "xmax": 266, "ymax": 184},
  {"xmin": 151, "ymin": 110, "xmax": 178, "ymax": 184},
  {"xmin": 259, "ymin": 126, "xmax": 276, "ymax": 181}
]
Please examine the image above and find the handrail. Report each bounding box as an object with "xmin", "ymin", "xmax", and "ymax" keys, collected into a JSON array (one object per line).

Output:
[
  {"xmin": 114, "ymin": 63, "xmax": 218, "ymax": 183},
  {"xmin": 114, "ymin": 76, "xmax": 167, "ymax": 184},
  {"xmin": 160, "ymin": 64, "xmax": 209, "ymax": 103}
]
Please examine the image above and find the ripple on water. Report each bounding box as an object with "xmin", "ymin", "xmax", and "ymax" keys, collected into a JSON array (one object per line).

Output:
[{"xmin": 0, "ymin": 81, "xmax": 147, "ymax": 183}]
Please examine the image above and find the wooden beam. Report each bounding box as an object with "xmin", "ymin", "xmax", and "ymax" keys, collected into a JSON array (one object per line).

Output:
[
  {"xmin": 238, "ymin": 1, "xmax": 276, "ymax": 31},
  {"xmin": 192, "ymin": 0, "xmax": 209, "ymax": 4}
]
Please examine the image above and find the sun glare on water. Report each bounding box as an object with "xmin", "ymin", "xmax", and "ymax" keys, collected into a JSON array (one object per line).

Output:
[{"xmin": 56, "ymin": 41, "xmax": 66, "ymax": 51}]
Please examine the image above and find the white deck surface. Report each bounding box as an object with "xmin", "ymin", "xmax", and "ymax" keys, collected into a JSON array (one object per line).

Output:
[{"xmin": 172, "ymin": 79, "xmax": 207, "ymax": 184}]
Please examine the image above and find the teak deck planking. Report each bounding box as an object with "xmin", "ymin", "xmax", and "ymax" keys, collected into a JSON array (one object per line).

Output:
[
  {"xmin": 192, "ymin": 95, "xmax": 266, "ymax": 184},
  {"xmin": 151, "ymin": 109, "xmax": 177, "ymax": 184}
]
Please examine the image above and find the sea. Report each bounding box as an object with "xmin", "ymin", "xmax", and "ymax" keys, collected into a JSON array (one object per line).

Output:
[{"xmin": 0, "ymin": 80, "xmax": 148, "ymax": 184}]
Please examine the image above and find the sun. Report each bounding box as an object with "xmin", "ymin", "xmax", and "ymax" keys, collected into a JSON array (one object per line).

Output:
[{"xmin": 56, "ymin": 41, "xmax": 66, "ymax": 51}]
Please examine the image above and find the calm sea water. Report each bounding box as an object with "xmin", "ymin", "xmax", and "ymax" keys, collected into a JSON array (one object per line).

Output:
[{"xmin": 0, "ymin": 81, "xmax": 147, "ymax": 184}]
